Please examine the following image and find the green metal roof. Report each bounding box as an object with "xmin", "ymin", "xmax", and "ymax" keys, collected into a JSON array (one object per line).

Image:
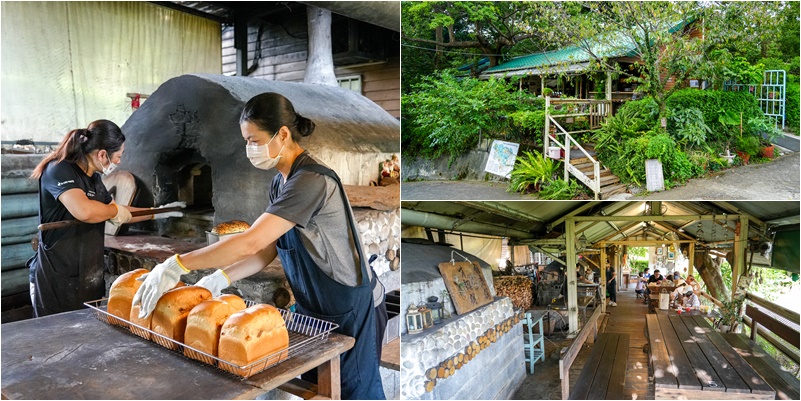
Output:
[
  {"xmin": 485, "ymin": 34, "xmax": 637, "ymax": 74},
  {"xmin": 485, "ymin": 18, "xmax": 694, "ymax": 75}
]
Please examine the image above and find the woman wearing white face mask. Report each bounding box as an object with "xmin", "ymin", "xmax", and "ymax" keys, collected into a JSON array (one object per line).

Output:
[
  {"xmin": 27, "ymin": 120, "xmax": 175, "ymax": 317},
  {"xmin": 134, "ymin": 93, "xmax": 388, "ymax": 399}
]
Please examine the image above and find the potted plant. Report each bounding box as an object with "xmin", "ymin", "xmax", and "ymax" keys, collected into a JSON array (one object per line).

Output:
[
  {"xmin": 542, "ymin": 88, "xmax": 554, "ymax": 98},
  {"xmin": 715, "ymin": 298, "xmax": 743, "ymax": 333},
  {"xmin": 748, "ymin": 117, "xmax": 782, "ymax": 158},
  {"xmin": 734, "ymin": 135, "xmax": 760, "ymax": 164}
]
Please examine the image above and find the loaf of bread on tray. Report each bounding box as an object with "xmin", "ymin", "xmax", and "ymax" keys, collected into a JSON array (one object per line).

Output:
[
  {"xmin": 150, "ymin": 285, "xmax": 211, "ymax": 349},
  {"xmin": 129, "ymin": 282, "xmax": 186, "ymax": 340},
  {"xmin": 211, "ymin": 220, "xmax": 250, "ymax": 235},
  {"xmin": 183, "ymin": 294, "xmax": 248, "ymax": 363},
  {"xmin": 107, "ymin": 268, "xmax": 149, "ymax": 327},
  {"xmin": 218, "ymin": 304, "xmax": 289, "ymax": 375}
]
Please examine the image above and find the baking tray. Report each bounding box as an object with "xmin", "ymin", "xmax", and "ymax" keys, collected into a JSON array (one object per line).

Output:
[{"xmin": 84, "ymin": 298, "xmax": 338, "ymax": 379}]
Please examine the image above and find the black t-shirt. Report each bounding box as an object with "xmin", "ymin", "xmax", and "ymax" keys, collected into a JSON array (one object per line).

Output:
[
  {"xmin": 39, "ymin": 161, "xmax": 111, "ymax": 245},
  {"xmin": 648, "ymin": 274, "xmax": 663, "ymax": 284}
]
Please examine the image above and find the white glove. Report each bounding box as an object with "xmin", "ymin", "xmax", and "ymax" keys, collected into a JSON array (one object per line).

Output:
[
  {"xmin": 108, "ymin": 204, "xmax": 133, "ymax": 226},
  {"xmin": 158, "ymin": 201, "xmax": 186, "ymax": 209},
  {"xmin": 132, "ymin": 255, "xmax": 190, "ymax": 318},
  {"xmin": 195, "ymin": 269, "xmax": 231, "ymax": 297}
]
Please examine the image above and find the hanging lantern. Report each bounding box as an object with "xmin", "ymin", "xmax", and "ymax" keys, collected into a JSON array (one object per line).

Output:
[
  {"xmin": 406, "ymin": 304, "xmax": 423, "ymax": 334},
  {"xmin": 426, "ymin": 296, "xmax": 444, "ymax": 324}
]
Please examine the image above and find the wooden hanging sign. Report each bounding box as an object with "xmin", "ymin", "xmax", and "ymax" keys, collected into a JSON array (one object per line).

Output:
[{"xmin": 438, "ymin": 261, "xmax": 493, "ymax": 315}]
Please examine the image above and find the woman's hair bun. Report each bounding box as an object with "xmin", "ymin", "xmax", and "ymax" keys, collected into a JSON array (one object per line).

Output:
[{"xmin": 296, "ymin": 114, "xmax": 315, "ymax": 137}]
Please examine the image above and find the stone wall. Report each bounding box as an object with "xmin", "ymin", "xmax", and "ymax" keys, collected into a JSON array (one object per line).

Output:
[
  {"xmin": 400, "ymin": 297, "xmax": 524, "ymax": 399},
  {"xmin": 402, "ymin": 149, "xmax": 494, "ymax": 182}
]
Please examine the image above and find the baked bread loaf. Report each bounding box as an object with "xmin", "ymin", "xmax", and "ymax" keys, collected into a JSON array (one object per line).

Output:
[
  {"xmin": 183, "ymin": 294, "xmax": 248, "ymax": 363},
  {"xmin": 107, "ymin": 268, "xmax": 149, "ymax": 327},
  {"xmin": 149, "ymin": 285, "xmax": 210, "ymax": 349},
  {"xmin": 130, "ymin": 282, "xmax": 185, "ymax": 340},
  {"xmin": 218, "ymin": 304, "xmax": 289, "ymax": 376},
  {"xmin": 211, "ymin": 220, "xmax": 250, "ymax": 235}
]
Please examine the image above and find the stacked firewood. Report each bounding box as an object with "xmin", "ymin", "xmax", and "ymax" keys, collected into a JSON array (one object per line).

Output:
[{"xmin": 493, "ymin": 276, "xmax": 533, "ymax": 310}]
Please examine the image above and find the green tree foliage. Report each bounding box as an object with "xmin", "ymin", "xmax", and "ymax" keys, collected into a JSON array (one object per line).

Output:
[
  {"xmin": 401, "ymin": 1, "xmax": 553, "ymax": 72},
  {"xmin": 402, "ymin": 71, "xmax": 543, "ymax": 161}
]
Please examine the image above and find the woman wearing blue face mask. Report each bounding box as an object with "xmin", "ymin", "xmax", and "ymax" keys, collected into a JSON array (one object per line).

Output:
[
  {"xmin": 133, "ymin": 93, "xmax": 387, "ymax": 400},
  {"xmin": 28, "ymin": 120, "xmax": 177, "ymax": 317}
]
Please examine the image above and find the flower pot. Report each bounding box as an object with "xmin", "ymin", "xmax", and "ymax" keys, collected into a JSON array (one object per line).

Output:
[
  {"xmin": 719, "ymin": 324, "xmax": 731, "ymax": 333},
  {"xmin": 735, "ymin": 151, "xmax": 750, "ymax": 164},
  {"xmin": 760, "ymin": 145, "xmax": 775, "ymax": 159}
]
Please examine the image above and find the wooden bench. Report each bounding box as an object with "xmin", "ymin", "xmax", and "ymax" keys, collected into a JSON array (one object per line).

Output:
[
  {"xmin": 721, "ymin": 304, "xmax": 800, "ymax": 400},
  {"xmin": 568, "ymin": 332, "xmax": 629, "ymax": 400}
]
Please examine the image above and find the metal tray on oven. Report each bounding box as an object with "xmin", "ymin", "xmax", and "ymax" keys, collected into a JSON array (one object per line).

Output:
[{"xmin": 84, "ymin": 298, "xmax": 338, "ymax": 379}]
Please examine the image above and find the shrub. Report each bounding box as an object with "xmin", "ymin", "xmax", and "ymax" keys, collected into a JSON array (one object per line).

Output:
[
  {"xmin": 402, "ymin": 70, "xmax": 545, "ymax": 162},
  {"xmin": 786, "ymin": 76, "xmax": 800, "ymax": 134},
  {"xmin": 665, "ymin": 89, "xmax": 763, "ymax": 140},
  {"xmin": 668, "ymin": 107, "xmax": 712, "ymax": 148},
  {"xmin": 507, "ymin": 150, "xmax": 560, "ymax": 193},
  {"xmin": 539, "ymin": 178, "xmax": 581, "ymax": 200}
]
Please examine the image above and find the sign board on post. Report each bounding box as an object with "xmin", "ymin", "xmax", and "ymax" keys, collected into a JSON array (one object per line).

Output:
[
  {"xmin": 484, "ymin": 140, "xmax": 520, "ymax": 178},
  {"xmin": 645, "ymin": 159, "xmax": 665, "ymax": 192}
]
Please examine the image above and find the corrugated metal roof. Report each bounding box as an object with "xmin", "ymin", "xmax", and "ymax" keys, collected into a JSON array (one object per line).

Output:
[
  {"xmin": 484, "ymin": 33, "xmax": 637, "ymax": 74},
  {"xmin": 483, "ymin": 18, "xmax": 693, "ymax": 75}
]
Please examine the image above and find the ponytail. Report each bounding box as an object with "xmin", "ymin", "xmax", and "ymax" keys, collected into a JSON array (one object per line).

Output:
[
  {"xmin": 240, "ymin": 92, "xmax": 316, "ymax": 139},
  {"xmin": 31, "ymin": 120, "xmax": 124, "ymax": 179}
]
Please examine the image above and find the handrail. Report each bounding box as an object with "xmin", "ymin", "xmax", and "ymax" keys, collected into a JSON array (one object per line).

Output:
[
  {"xmin": 543, "ymin": 97, "xmax": 610, "ymax": 200},
  {"xmin": 559, "ymin": 306, "xmax": 603, "ymax": 400},
  {"xmin": 549, "ymin": 116, "xmax": 601, "ymax": 200},
  {"xmin": 745, "ymin": 292, "xmax": 799, "ymax": 323}
]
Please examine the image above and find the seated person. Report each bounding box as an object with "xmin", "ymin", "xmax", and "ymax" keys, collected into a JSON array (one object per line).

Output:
[
  {"xmin": 583, "ymin": 268, "xmax": 594, "ymax": 283},
  {"xmin": 634, "ymin": 271, "xmax": 646, "ymax": 299},
  {"xmin": 644, "ymin": 269, "xmax": 663, "ymax": 303},
  {"xmin": 685, "ymin": 275, "xmax": 701, "ymax": 293},
  {"xmin": 682, "ymin": 288, "xmax": 701, "ymax": 309}
]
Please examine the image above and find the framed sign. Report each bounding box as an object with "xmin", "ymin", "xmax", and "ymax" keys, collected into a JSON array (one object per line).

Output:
[
  {"xmin": 656, "ymin": 247, "xmax": 664, "ymax": 255},
  {"xmin": 484, "ymin": 140, "xmax": 520, "ymax": 178},
  {"xmin": 438, "ymin": 261, "xmax": 493, "ymax": 315},
  {"xmin": 668, "ymin": 251, "xmax": 675, "ymax": 260}
]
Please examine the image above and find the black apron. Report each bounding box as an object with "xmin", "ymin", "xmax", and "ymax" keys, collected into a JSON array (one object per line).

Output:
[
  {"xmin": 276, "ymin": 164, "xmax": 385, "ymax": 400},
  {"xmin": 28, "ymin": 171, "xmax": 107, "ymax": 317}
]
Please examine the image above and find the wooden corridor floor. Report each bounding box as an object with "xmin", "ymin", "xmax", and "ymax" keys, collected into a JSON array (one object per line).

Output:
[
  {"xmin": 568, "ymin": 285, "xmax": 655, "ymax": 400},
  {"xmin": 513, "ymin": 285, "xmax": 655, "ymax": 400},
  {"xmin": 602, "ymin": 286, "xmax": 654, "ymax": 400}
]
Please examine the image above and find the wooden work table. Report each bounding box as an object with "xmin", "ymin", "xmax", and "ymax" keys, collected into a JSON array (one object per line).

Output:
[
  {"xmin": 1, "ymin": 308, "xmax": 354, "ymax": 400},
  {"xmin": 646, "ymin": 311, "xmax": 775, "ymax": 399}
]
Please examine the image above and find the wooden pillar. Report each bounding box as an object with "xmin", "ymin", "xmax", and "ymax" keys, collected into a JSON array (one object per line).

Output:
[
  {"xmin": 544, "ymin": 95, "xmax": 551, "ymax": 155},
  {"xmin": 509, "ymin": 243, "xmax": 516, "ymax": 269},
  {"xmin": 566, "ymin": 218, "xmax": 579, "ymax": 334},
  {"xmin": 732, "ymin": 216, "xmax": 749, "ymax": 297},
  {"xmin": 688, "ymin": 242, "xmax": 695, "ymax": 277},
  {"xmin": 600, "ymin": 244, "xmax": 607, "ymax": 314},
  {"xmin": 606, "ymin": 71, "xmax": 612, "ymax": 101},
  {"xmin": 233, "ymin": 12, "xmax": 248, "ymax": 77}
]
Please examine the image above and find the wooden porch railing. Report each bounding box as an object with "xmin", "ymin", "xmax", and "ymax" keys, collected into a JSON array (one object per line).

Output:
[
  {"xmin": 543, "ymin": 98, "xmax": 611, "ymax": 200},
  {"xmin": 699, "ymin": 291, "xmax": 800, "ymax": 364}
]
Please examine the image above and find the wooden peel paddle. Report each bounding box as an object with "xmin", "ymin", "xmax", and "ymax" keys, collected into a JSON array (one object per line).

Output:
[{"xmin": 37, "ymin": 206, "xmax": 183, "ymax": 232}]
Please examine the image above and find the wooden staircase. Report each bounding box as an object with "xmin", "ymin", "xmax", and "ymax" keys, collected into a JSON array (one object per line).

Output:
[{"xmin": 568, "ymin": 146, "xmax": 627, "ymax": 199}]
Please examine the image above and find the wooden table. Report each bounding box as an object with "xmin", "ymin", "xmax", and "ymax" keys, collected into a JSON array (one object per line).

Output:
[
  {"xmin": 646, "ymin": 310, "xmax": 775, "ymax": 399},
  {"xmin": 578, "ymin": 283, "xmax": 601, "ymax": 307},
  {"xmin": 1, "ymin": 308, "xmax": 354, "ymax": 400}
]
